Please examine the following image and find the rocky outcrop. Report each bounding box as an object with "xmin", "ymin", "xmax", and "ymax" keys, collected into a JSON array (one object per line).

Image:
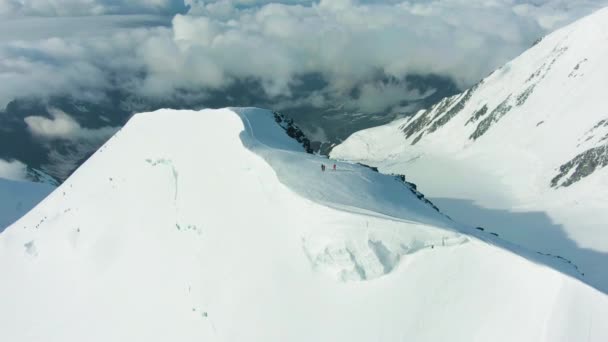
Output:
[
  {"xmin": 465, "ymin": 104, "xmax": 488, "ymax": 126},
  {"xmin": 273, "ymin": 111, "xmax": 314, "ymax": 154},
  {"xmin": 353, "ymin": 163, "xmax": 445, "ymax": 215},
  {"xmin": 551, "ymin": 144, "xmax": 608, "ymax": 187},
  {"xmin": 470, "ymin": 95, "xmax": 513, "ymax": 140},
  {"xmin": 401, "ymin": 81, "xmax": 482, "ymax": 145}
]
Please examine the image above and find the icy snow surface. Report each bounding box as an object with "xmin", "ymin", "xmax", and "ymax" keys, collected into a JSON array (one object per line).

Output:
[{"xmin": 1, "ymin": 108, "xmax": 607, "ymax": 341}]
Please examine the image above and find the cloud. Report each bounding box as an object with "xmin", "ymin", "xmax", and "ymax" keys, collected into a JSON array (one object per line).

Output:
[
  {"xmin": 24, "ymin": 108, "xmax": 119, "ymax": 141},
  {"xmin": 1, "ymin": 0, "xmax": 608, "ymax": 112},
  {"xmin": 0, "ymin": 158, "xmax": 28, "ymax": 181},
  {"xmin": 0, "ymin": 0, "xmax": 188, "ymax": 16},
  {"xmin": 0, "ymin": 21, "xmax": 170, "ymax": 108},
  {"xmin": 104, "ymin": 0, "xmax": 608, "ymax": 95},
  {"xmin": 0, "ymin": 15, "xmax": 171, "ymax": 42},
  {"xmin": 1, "ymin": 1, "xmax": 606, "ymax": 181},
  {"xmin": 345, "ymin": 81, "xmax": 436, "ymax": 113}
]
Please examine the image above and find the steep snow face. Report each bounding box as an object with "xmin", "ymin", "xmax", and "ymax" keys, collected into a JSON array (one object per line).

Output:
[
  {"xmin": 1, "ymin": 108, "xmax": 608, "ymax": 341},
  {"xmin": 332, "ymin": 8, "xmax": 608, "ymax": 292},
  {"xmin": 0, "ymin": 178, "xmax": 54, "ymax": 232}
]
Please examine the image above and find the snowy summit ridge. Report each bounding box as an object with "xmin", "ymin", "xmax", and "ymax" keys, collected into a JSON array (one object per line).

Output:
[{"xmin": 1, "ymin": 107, "xmax": 608, "ymax": 341}]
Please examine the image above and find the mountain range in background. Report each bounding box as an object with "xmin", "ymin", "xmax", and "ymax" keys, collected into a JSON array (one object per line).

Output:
[{"xmin": 0, "ymin": 73, "xmax": 458, "ymax": 183}]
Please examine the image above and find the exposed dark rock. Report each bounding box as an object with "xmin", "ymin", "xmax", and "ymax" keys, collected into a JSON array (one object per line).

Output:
[
  {"xmin": 586, "ymin": 119, "xmax": 608, "ymax": 134},
  {"xmin": 466, "ymin": 105, "xmax": 488, "ymax": 126},
  {"xmin": 411, "ymin": 132, "xmax": 425, "ymax": 145},
  {"xmin": 526, "ymin": 47, "xmax": 567, "ymax": 85},
  {"xmin": 404, "ymin": 181, "xmax": 442, "ymax": 214},
  {"xmin": 429, "ymin": 96, "xmax": 458, "ymax": 121},
  {"xmin": 400, "ymin": 97, "xmax": 457, "ymax": 138},
  {"xmin": 401, "ymin": 107, "xmax": 435, "ymax": 139},
  {"xmin": 470, "ymin": 95, "xmax": 513, "ymax": 140},
  {"xmin": 568, "ymin": 58, "xmax": 588, "ymax": 78},
  {"xmin": 536, "ymin": 251, "xmax": 584, "ymax": 276},
  {"xmin": 516, "ymin": 85, "xmax": 536, "ymax": 106},
  {"xmin": 392, "ymin": 175, "xmax": 442, "ymax": 214},
  {"xmin": 356, "ymin": 163, "xmax": 379, "ymax": 172},
  {"xmin": 595, "ymin": 119, "xmax": 608, "ymax": 129},
  {"xmin": 426, "ymin": 83, "xmax": 481, "ymax": 134},
  {"xmin": 551, "ymin": 145, "xmax": 608, "ymax": 187},
  {"xmin": 545, "ymin": 47, "xmax": 569, "ymax": 74},
  {"xmin": 353, "ymin": 166, "xmax": 444, "ymax": 215},
  {"xmin": 273, "ymin": 111, "xmax": 314, "ymax": 154},
  {"xmin": 577, "ymin": 119, "xmax": 608, "ymax": 146},
  {"xmin": 402, "ymin": 80, "xmax": 482, "ymax": 145},
  {"xmin": 526, "ymin": 66, "xmax": 544, "ymax": 83}
]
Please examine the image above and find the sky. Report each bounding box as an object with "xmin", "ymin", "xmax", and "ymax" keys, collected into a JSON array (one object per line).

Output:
[{"xmin": 1, "ymin": 0, "xmax": 607, "ymax": 110}]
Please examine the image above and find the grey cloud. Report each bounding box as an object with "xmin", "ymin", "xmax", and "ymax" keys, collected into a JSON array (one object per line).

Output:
[
  {"xmin": 2, "ymin": 0, "xmax": 607, "ymax": 181},
  {"xmin": 135, "ymin": 0, "xmax": 539, "ymax": 99},
  {"xmin": 0, "ymin": 0, "xmax": 188, "ymax": 16},
  {"xmin": 1, "ymin": 0, "xmax": 608, "ymax": 112},
  {"xmin": 0, "ymin": 22, "xmax": 169, "ymax": 108},
  {"xmin": 24, "ymin": 108, "xmax": 119, "ymax": 141},
  {"xmin": 0, "ymin": 15, "xmax": 171, "ymax": 42},
  {"xmin": 344, "ymin": 81, "xmax": 437, "ymax": 113},
  {"xmin": 21, "ymin": 109, "xmax": 120, "ymax": 180},
  {"xmin": 0, "ymin": 158, "xmax": 28, "ymax": 181}
]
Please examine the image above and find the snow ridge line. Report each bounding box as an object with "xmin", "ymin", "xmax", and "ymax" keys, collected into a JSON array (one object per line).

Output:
[
  {"xmin": 237, "ymin": 108, "xmax": 592, "ymax": 285},
  {"xmin": 237, "ymin": 109, "xmax": 450, "ymax": 228}
]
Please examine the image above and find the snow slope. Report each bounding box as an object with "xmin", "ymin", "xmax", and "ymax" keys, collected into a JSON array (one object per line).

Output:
[
  {"xmin": 0, "ymin": 178, "xmax": 54, "ymax": 232},
  {"xmin": 1, "ymin": 108, "xmax": 607, "ymax": 341},
  {"xmin": 332, "ymin": 7, "xmax": 608, "ymax": 293}
]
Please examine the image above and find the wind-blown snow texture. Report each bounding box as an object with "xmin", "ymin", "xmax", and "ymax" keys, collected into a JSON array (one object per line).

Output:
[
  {"xmin": 332, "ymin": 7, "xmax": 608, "ymax": 294},
  {"xmin": 1, "ymin": 107, "xmax": 607, "ymax": 341}
]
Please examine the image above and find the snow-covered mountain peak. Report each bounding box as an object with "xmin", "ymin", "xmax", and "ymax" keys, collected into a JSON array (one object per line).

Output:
[
  {"xmin": 2, "ymin": 107, "xmax": 608, "ymax": 341},
  {"xmin": 335, "ymin": 6, "xmax": 608, "ymax": 184},
  {"xmin": 2, "ymin": 107, "xmax": 458, "ymax": 282},
  {"xmin": 332, "ymin": 7, "xmax": 608, "ymax": 295}
]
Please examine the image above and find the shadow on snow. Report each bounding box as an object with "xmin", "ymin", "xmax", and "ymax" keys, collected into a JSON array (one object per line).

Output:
[{"xmin": 433, "ymin": 197, "xmax": 608, "ymax": 294}]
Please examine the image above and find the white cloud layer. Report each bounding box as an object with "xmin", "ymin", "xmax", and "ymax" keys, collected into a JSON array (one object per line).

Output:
[
  {"xmin": 0, "ymin": 159, "xmax": 28, "ymax": 181},
  {"xmin": 24, "ymin": 108, "xmax": 119, "ymax": 140},
  {"xmin": 0, "ymin": 0, "xmax": 187, "ymax": 15},
  {"xmin": 0, "ymin": 0, "xmax": 607, "ymax": 111}
]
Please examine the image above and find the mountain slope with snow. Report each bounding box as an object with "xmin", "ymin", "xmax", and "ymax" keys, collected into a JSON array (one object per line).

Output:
[
  {"xmin": 332, "ymin": 7, "xmax": 608, "ymax": 293},
  {"xmin": 1, "ymin": 108, "xmax": 607, "ymax": 341}
]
